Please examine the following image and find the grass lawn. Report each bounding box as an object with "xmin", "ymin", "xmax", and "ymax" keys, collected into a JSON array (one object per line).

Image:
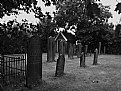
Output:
[{"xmin": 3, "ymin": 54, "xmax": 121, "ymax": 91}]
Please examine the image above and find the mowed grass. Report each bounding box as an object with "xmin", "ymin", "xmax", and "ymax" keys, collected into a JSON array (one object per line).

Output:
[
  {"xmin": 3, "ymin": 54, "xmax": 121, "ymax": 91},
  {"xmin": 40, "ymin": 54, "xmax": 121, "ymax": 91}
]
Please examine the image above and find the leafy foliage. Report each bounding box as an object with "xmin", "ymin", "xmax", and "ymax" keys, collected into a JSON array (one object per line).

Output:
[{"xmin": 115, "ymin": 3, "xmax": 121, "ymax": 14}]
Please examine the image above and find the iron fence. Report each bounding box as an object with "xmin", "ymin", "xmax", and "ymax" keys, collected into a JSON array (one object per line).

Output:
[{"xmin": 0, "ymin": 54, "xmax": 27, "ymax": 85}]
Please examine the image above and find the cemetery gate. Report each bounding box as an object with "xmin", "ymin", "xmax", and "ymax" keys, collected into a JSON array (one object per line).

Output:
[{"xmin": 0, "ymin": 54, "xmax": 27, "ymax": 85}]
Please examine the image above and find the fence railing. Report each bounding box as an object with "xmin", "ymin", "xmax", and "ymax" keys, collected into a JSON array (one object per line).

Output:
[{"xmin": 0, "ymin": 54, "xmax": 27, "ymax": 85}]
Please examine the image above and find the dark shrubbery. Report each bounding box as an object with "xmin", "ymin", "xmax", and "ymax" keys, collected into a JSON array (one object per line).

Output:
[{"xmin": 106, "ymin": 38, "xmax": 121, "ymax": 55}]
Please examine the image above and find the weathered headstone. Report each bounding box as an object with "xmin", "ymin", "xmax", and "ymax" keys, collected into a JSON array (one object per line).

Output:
[
  {"xmin": 55, "ymin": 40, "xmax": 65, "ymax": 77},
  {"xmin": 77, "ymin": 43, "xmax": 82, "ymax": 58},
  {"xmin": 68, "ymin": 43, "xmax": 74, "ymax": 59},
  {"xmin": 73, "ymin": 44, "xmax": 76, "ymax": 55},
  {"xmin": 65, "ymin": 42, "xmax": 68, "ymax": 54},
  {"xmin": 99, "ymin": 42, "xmax": 101, "ymax": 55},
  {"xmin": 80, "ymin": 52, "xmax": 85, "ymax": 67},
  {"xmin": 93, "ymin": 48, "xmax": 98, "ymax": 65},
  {"xmin": 26, "ymin": 35, "xmax": 42, "ymax": 86},
  {"xmin": 47, "ymin": 36, "xmax": 55, "ymax": 62},
  {"xmin": 104, "ymin": 46, "xmax": 106, "ymax": 54},
  {"xmin": 58, "ymin": 40, "xmax": 65, "ymax": 56},
  {"xmin": 85, "ymin": 45, "xmax": 88, "ymax": 56}
]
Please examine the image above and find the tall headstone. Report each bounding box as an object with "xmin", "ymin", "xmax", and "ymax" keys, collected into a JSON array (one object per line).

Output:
[
  {"xmin": 85, "ymin": 45, "xmax": 88, "ymax": 56},
  {"xmin": 77, "ymin": 43, "xmax": 82, "ymax": 58},
  {"xmin": 26, "ymin": 35, "xmax": 42, "ymax": 86},
  {"xmin": 99, "ymin": 42, "xmax": 101, "ymax": 55},
  {"xmin": 65, "ymin": 42, "xmax": 68, "ymax": 54},
  {"xmin": 73, "ymin": 44, "xmax": 76, "ymax": 55},
  {"xmin": 104, "ymin": 46, "xmax": 106, "ymax": 54},
  {"xmin": 47, "ymin": 36, "xmax": 55, "ymax": 62},
  {"xmin": 68, "ymin": 43, "xmax": 74, "ymax": 59},
  {"xmin": 55, "ymin": 40, "xmax": 65, "ymax": 77},
  {"xmin": 80, "ymin": 52, "xmax": 86, "ymax": 67},
  {"xmin": 93, "ymin": 48, "xmax": 98, "ymax": 65}
]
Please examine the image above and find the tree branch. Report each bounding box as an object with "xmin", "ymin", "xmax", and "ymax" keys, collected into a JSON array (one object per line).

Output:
[{"xmin": 116, "ymin": 0, "xmax": 119, "ymax": 3}]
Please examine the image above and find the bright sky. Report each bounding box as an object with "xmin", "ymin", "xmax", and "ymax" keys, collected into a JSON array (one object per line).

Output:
[
  {"xmin": 99, "ymin": 0, "xmax": 121, "ymax": 25},
  {"xmin": 0, "ymin": 0, "xmax": 121, "ymax": 25},
  {"xmin": 36, "ymin": 0, "xmax": 121, "ymax": 25}
]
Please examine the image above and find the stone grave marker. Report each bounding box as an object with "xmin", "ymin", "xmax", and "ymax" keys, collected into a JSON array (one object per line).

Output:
[
  {"xmin": 104, "ymin": 46, "xmax": 106, "ymax": 54},
  {"xmin": 26, "ymin": 35, "xmax": 42, "ymax": 86},
  {"xmin": 85, "ymin": 45, "xmax": 88, "ymax": 56},
  {"xmin": 77, "ymin": 43, "xmax": 82, "ymax": 58},
  {"xmin": 93, "ymin": 48, "xmax": 98, "ymax": 65},
  {"xmin": 99, "ymin": 42, "xmax": 101, "ymax": 55},
  {"xmin": 68, "ymin": 43, "xmax": 74, "ymax": 59},
  {"xmin": 55, "ymin": 40, "xmax": 65, "ymax": 77},
  {"xmin": 47, "ymin": 36, "xmax": 55, "ymax": 62},
  {"xmin": 80, "ymin": 52, "xmax": 86, "ymax": 67}
]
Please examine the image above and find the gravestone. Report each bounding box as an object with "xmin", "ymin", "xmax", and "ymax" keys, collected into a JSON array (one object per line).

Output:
[
  {"xmin": 77, "ymin": 43, "xmax": 82, "ymax": 58},
  {"xmin": 58, "ymin": 40, "xmax": 65, "ymax": 56},
  {"xmin": 99, "ymin": 42, "xmax": 101, "ymax": 55},
  {"xmin": 26, "ymin": 35, "xmax": 42, "ymax": 86},
  {"xmin": 80, "ymin": 52, "xmax": 86, "ymax": 67},
  {"xmin": 55, "ymin": 40, "xmax": 65, "ymax": 76},
  {"xmin": 68, "ymin": 43, "xmax": 74, "ymax": 59},
  {"xmin": 73, "ymin": 44, "xmax": 76, "ymax": 55},
  {"xmin": 47, "ymin": 36, "xmax": 55, "ymax": 62},
  {"xmin": 85, "ymin": 45, "xmax": 88, "ymax": 56},
  {"xmin": 65, "ymin": 42, "xmax": 68, "ymax": 54},
  {"xmin": 104, "ymin": 46, "xmax": 106, "ymax": 54},
  {"xmin": 93, "ymin": 48, "xmax": 98, "ymax": 65}
]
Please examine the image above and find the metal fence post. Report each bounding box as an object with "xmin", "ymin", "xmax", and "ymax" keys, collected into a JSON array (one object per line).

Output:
[{"xmin": 1, "ymin": 54, "xmax": 5, "ymax": 85}]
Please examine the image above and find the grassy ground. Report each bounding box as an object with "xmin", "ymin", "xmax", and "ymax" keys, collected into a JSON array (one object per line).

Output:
[{"xmin": 3, "ymin": 54, "xmax": 121, "ymax": 91}]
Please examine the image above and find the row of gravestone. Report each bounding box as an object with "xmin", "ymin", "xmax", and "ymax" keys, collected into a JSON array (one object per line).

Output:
[
  {"xmin": 47, "ymin": 36, "xmax": 91, "ymax": 62},
  {"xmin": 26, "ymin": 35, "xmax": 98, "ymax": 83},
  {"xmin": 47, "ymin": 38, "xmax": 99, "ymax": 76},
  {"xmin": 55, "ymin": 40, "xmax": 99, "ymax": 76},
  {"xmin": 0, "ymin": 35, "xmax": 99, "ymax": 90}
]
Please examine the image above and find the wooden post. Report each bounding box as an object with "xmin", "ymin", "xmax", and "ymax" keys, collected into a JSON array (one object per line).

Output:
[
  {"xmin": 99, "ymin": 42, "xmax": 101, "ymax": 55},
  {"xmin": 68, "ymin": 43, "xmax": 74, "ymax": 59},
  {"xmin": 55, "ymin": 40, "xmax": 65, "ymax": 77},
  {"xmin": 80, "ymin": 52, "xmax": 85, "ymax": 67},
  {"xmin": 26, "ymin": 35, "xmax": 42, "ymax": 86},
  {"xmin": 47, "ymin": 36, "xmax": 55, "ymax": 62},
  {"xmin": 77, "ymin": 43, "xmax": 82, "ymax": 58},
  {"xmin": 93, "ymin": 48, "xmax": 98, "ymax": 65}
]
